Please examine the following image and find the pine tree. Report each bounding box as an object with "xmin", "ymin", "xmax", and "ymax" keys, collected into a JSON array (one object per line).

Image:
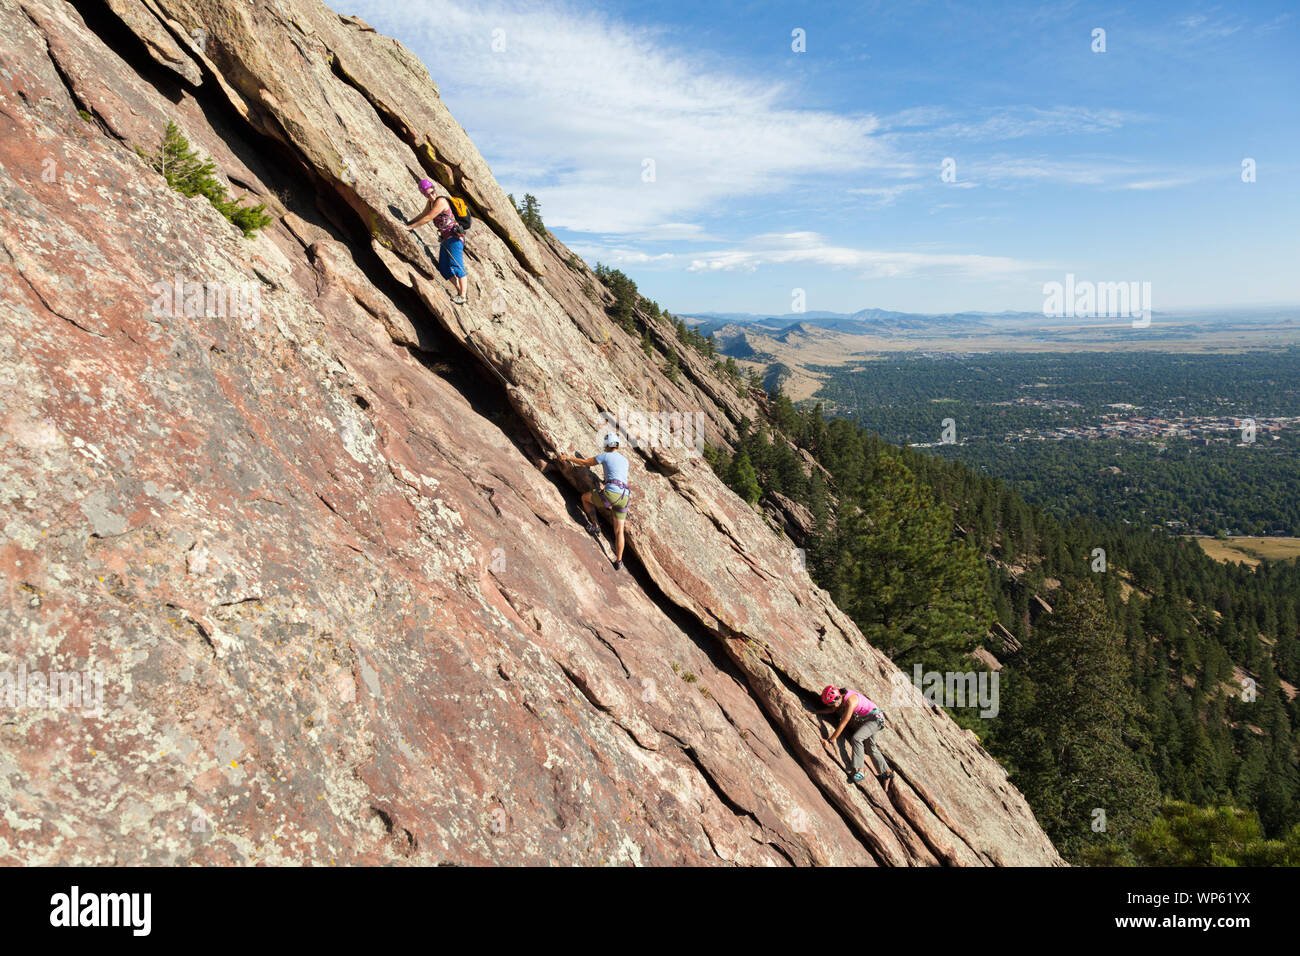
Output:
[
  {"xmin": 146, "ymin": 122, "xmax": 271, "ymax": 238},
  {"xmin": 1129, "ymin": 801, "xmax": 1300, "ymax": 866},
  {"xmin": 991, "ymin": 579, "xmax": 1161, "ymax": 861},
  {"xmin": 825, "ymin": 452, "xmax": 992, "ymax": 671},
  {"xmin": 519, "ymin": 193, "xmax": 545, "ymax": 232},
  {"xmin": 729, "ymin": 452, "xmax": 761, "ymax": 506},
  {"xmin": 665, "ymin": 351, "xmax": 680, "ymax": 384}
]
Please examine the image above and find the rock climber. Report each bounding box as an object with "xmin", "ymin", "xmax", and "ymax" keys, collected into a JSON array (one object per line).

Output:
[
  {"xmin": 557, "ymin": 433, "xmax": 630, "ymax": 571},
  {"xmin": 403, "ymin": 178, "xmax": 468, "ymax": 304},
  {"xmin": 818, "ymin": 684, "xmax": 894, "ymax": 787}
]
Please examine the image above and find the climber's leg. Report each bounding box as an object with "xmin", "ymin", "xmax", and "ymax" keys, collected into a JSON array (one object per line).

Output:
[
  {"xmin": 850, "ymin": 716, "xmax": 889, "ymax": 774},
  {"xmin": 866, "ymin": 717, "xmax": 892, "ymax": 775},
  {"xmin": 849, "ymin": 718, "xmax": 868, "ymax": 772},
  {"xmin": 579, "ymin": 490, "xmax": 599, "ymax": 532},
  {"xmin": 611, "ymin": 516, "xmax": 625, "ymax": 562},
  {"xmin": 439, "ymin": 238, "xmax": 468, "ymax": 303},
  {"xmin": 598, "ymin": 488, "xmax": 629, "ymax": 564}
]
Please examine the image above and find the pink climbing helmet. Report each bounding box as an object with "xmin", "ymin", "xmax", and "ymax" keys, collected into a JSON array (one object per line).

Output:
[
  {"xmin": 821, "ymin": 685, "xmax": 842, "ymax": 706},
  {"xmin": 417, "ymin": 178, "xmax": 435, "ymax": 194}
]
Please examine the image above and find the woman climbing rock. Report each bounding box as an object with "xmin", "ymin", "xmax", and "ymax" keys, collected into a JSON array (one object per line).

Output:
[
  {"xmin": 557, "ymin": 433, "xmax": 630, "ymax": 571},
  {"xmin": 403, "ymin": 178, "xmax": 469, "ymax": 304},
  {"xmin": 818, "ymin": 684, "xmax": 894, "ymax": 787}
]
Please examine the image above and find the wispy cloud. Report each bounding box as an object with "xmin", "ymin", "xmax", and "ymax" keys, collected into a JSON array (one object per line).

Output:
[
  {"xmin": 1120, "ymin": 176, "xmax": 1203, "ymax": 191},
  {"xmin": 1175, "ymin": 12, "xmax": 1244, "ymax": 39},
  {"xmin": 680, "ymin": 232, "xmax": 1037, "ymax": 279},
  {"xmin": 566, "ymin": 245, "xmax": 677, "ymax": 266},
  {"xmin": 847, "ymin": 184, "xmax": 924, "ymax": 207},
  {"xmin": 881, "ymin": 105, "xmax": 1145, "ymax": 141},
  {"xmin": 349, "ymin": 0, "xmax": 894, "ymax": 234},
  {"xmin": 350, "ymin": 0, "xmax": 1207, "ymax": 234},
  {"xmin": 945, "ymin": 155, "xmax": 1215, "ymax": 191},
  {"xmin": 570, "ymin": 230, "xmax": 1039, "ymax": 278}
]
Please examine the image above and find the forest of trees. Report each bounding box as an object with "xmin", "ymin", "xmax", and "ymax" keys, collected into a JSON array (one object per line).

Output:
[
  {"xmin": 933, "ymin": 435, "xmax": 1300, "ymax": 536},
  {"xmin": 707, "ymin": 391, "xmax": 1300, "ymax": 863},
  {"xmin": 808, "ymin": 349, "xmax": 1300, "ymax": 535},
  {"xmin": 591, "ymin": 265, "xmax": 746, "ymax": 389}
]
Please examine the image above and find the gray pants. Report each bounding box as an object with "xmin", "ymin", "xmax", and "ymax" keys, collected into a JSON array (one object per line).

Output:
[{"xmin": 849, "ymin": 713, "xmax": 890, "ymax": 775}]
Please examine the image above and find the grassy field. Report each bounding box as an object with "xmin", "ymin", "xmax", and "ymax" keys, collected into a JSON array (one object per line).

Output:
[{"xmin": 1186, "ymin": 536, "xmax": 1300, "ymax": 566}]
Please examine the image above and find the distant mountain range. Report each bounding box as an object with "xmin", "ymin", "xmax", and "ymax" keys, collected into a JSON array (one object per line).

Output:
[
  {"xmin": 679, "ymin": 307, "xmax": 1300, "ymax": 402},
  {"xmin": 683, "ymin": 308, "xmax": 1131, "ymax": 339},
  {"xmin": 680, "ymin": 306, "xmax": 1297, "ymax": 341}
]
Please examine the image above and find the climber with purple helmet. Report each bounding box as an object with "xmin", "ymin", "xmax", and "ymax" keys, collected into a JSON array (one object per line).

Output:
[
  {"xmin": 403, "ymin": 177, "xmax": 469, "ymax": 305},
  {"xmin": 817, "ymin": 684, "xmax": 894, "ymax": 787},
  {"xmin": 557, "ymin": 432, "xmax": 630, "ymax": 571}
]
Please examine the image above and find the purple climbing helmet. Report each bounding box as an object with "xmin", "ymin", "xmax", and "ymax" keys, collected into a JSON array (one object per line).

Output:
[{"xmin": 418, "ymin": 178, "xmax": 435, "ymax": 194}]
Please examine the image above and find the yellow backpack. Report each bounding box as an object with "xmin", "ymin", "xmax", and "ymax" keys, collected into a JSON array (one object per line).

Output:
[{"xmin": 448, "ymin": 196, "xmax": 472, "ymax": 232}]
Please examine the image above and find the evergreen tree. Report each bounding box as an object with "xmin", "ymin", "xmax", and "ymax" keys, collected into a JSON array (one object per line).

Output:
[
  {"xmin": 593, "ymin": 263, "xmax": 639, "ymax": 333},
  {"xmin": 1127, "ymin": 801, "xmax": 1300, "ymax": 866},
  {"xmin": 519, "ymin": 193, "xmax": 545, "ymax": 232},
  {"xmin": 147, "ymin": 122, "xmax": 271, "ymax": 238},
  {"xmin": 664, "ymin": 350, "xmax": 680, "ymax": 384},
  {"xmin": 729, "ymin": 452, "xmax": 761, "ymax": 505},
  {"xmin": 824, "ymin": 453, "xmax": 992, "ymax": 671},
  {"xmin": 991, "ymin": 580, "xmax": 1161, "ymax": 861}
]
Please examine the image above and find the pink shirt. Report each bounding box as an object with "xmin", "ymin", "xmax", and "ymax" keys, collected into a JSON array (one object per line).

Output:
[
  {"xmin": 846, "ymin": 689, "xmax": 876, "ymax": 716},
  {"xmin": 432, "ymin": 208, "xmax": 459, "ymax": 241}
]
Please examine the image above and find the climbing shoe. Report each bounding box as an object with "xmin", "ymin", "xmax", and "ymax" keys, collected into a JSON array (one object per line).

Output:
[
  {"xmin": 585, "ymin": 523, "xmax": 599, "ymax": 536},
  {"xmin": 878, "ymin": 770, "xmax": 895, "ymax": 784},
  {"xmin": 613, "ymin": 560, "xmax": 623, "ymax": 571},
  {"xmin": 850, "ymin": 771, "xmax": 866, "ymax": 783},
  {"xmin": 450, "ymin": 295, "xmax": 467, "ymax": 305}
]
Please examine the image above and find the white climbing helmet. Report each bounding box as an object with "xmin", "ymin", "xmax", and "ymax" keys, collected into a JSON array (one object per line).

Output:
[{"xmin": 603, "ymin": 432, "xmax": 620, "ymax": 449}]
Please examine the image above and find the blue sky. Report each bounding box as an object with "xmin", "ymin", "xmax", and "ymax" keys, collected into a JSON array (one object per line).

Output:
[{"xmin": 347, "ymin": 0, "xmax": 1299, "ymax": 315}]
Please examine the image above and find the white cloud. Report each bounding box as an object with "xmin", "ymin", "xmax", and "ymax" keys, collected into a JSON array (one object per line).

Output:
[
  {"xmin": 1121, "ymin": 177, "xmax": 1201, "ymax": 190},
  {"xmin": 348, "ymin": 0, "xmax": 894, "ymax": 234},
  {"xmin": 346, "ymin": 0, "xmax": 1211, "ymax": 255},
  {"xmin": 682, "ymin": 232, "xmax": 1036, "ymax": 279},
  {"xmin": 1175, "ymin": 13, "xmax": 1244, "ymax": 38},
  {"xmin": 956, "ymin": 156, "xmax": 1212, "ymax": 191},
  {"xmin": 567, "ymin": 230, "xmax": 1039, "ymax": 280},
  {"xmin": 881, "ymin": 105, "xmax": 1144, "ymax": 141},
  {"xmin": 847, "ymin": 184, "xmax": 923, "ymax": 206},
  {"xmin": 565, "ymin": 244, "xmax": 675, "ymax": 266}
]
